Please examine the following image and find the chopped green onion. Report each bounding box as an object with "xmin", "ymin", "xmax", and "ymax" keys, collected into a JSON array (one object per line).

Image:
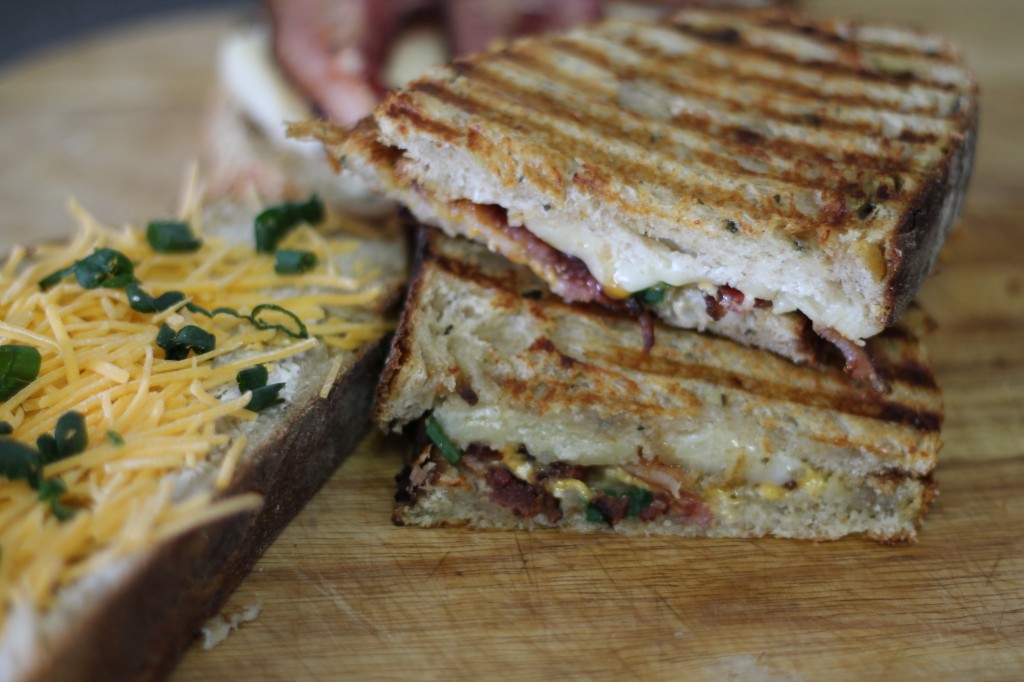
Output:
[
  {"xmin": 246, "ymin": 383, "xmax": 286, "ymax": 412},
  {"xmin": 125, "ymin": 282, "xmax": 157, "ymax": 313},
  {"xmin": 585, "ymin": 505, "xmax": 604, "ymax": 523},
  {"xmin": 154, "ymin": 291, "xmax": 187, "ymax": 311},
  {"xmin": 107, "ymin": 430, "xmax": 124, "ymax": 446},
  {"xmin": 236, "ymin": 365, "xmax": 284, "ymax": 412},
  {"xmin": 54, "ymin": 411, "xmax": 87, "ymax": 460},
  {"xmin": 39, "ymin": 248, "xmax": 135, "ymax": 291},
  {"xmin": 274, "ymin": 249, "xmax": 318, "ymax": 275},
  {"xmin": 0, "ymin": 345, "xmax": 42, "ymax": 401},
  {"xmin": 249, "ymin": 303, "xmax": 308, "ymax": 339},
  {"xmin": 36, "ymin": 411, "xmax": 86, "ymax": 464},
  {"xmin": 146, "ymin": 220, "xmax": 202, "ymax": 253},
  {"xmin": 0, "ymin": 411, "xmax": 84, "ymax": 521},
  {"xmin": 184, "ymin": 303, "xmax": 307, "ymax": 340},
  {"xmin": 425, "ymin": 414, "xmax": 462, "ymax": 464},
  {"xmin": 637, "ymin": 283, "xmax": 669, "ymax": 305},
  {"xmin": 126, "ymin": 282, "xmax": 185, "ymax": 313},
  {"xmin": 254, "ymin": 195, "xmax": 324, "ymax": 253},
  {"xmin": 156, "ymin": 324, "xmax": 215, "ymax": 360},
  {"xmin": 36, "ymin": 434, "xmax": 58, "ymax": 465},
  {"xmin": 622, "ymin": 486, "xmax": 654, "ymax": 518},
  {"xmin": 73, "ymin": 248, "xmax": 135, "ymax": 289},
  {"xmin": 37, "ymin": 477, "xmax": 74, "ymax": 521},
  {"xmin": 0, "ymin": 437, "xmax": 43, "ymax": 489},
  {"xmin": 38, "ymin": 264, "xmax": 75, "ymax": 291},
  {"xmin": 236, "ymin": 365, "xmax": 269, "ymax": 393}
]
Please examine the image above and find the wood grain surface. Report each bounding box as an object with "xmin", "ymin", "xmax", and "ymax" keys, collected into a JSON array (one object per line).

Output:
[{"xmin": 0, "ymin": 2, "xmax": 1022, "ymax": 680}]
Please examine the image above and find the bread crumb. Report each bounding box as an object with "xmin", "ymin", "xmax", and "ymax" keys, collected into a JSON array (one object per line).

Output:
[{"xmin": 200, "ymin": 603, "xmax": 262, "ymax": 650}]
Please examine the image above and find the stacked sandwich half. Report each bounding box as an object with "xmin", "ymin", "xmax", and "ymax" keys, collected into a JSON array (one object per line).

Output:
[{"xmin": 307, "ymin": 6, "xmax": 978, "ymax": 541}]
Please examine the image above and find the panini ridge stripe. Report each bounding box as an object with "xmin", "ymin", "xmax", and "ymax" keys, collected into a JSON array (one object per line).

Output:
[
  {"xmin": 582, "ymin": 21, "xmax": 964, "ymax": 117},
  {"xmin": 430, "ymin": 244, "xmax": 941, "ymax": 434},
  {"xmin": 701, "ymin": 8, "xmax": 959, "ymax": 60},
  {"xmin": 664, "ymin": 16, "xmax": 965, "ymax": 91},
  {"xmin": 481, "ymin": 49, "xmax": 929, "ymax": 185},
  {"xmin": 410, "ymin": 80, "xmax": 799, "ymax": 226},
  {"xmin": 531, "ymin": 37, "xmax": 946, "ymax": 144},
  {"xmin": 409, "ymin": 79, "xmax": 885, "ymax": 233}
]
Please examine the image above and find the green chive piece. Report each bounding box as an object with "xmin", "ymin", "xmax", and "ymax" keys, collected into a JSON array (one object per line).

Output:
[
  {"xmin": 585, "ymin": 505, "xmax": 604, "ymax": 523},
  {"xmin": 254, "ymin": 195, "xmax": 325, "ymax": 253},
  {"xmin": 147, "ymin": 220, "xmax": 202, "ymax": 253},
  {"xmin": 38, "ymin": 477, "xmax": 74, "ymax": 521},
  {"xmin": 126, "ymin": 282, "xmax": 157, "ymax": 313},
  {"xmin": 54, "ymin": 411, "xmax": 87, "ymax": 460},
  {"xmin": 184, "ymin": 301, "xmax": 213, "ymax": 317},
  {"xmin": 236, "ymin": 365, "xmax": 284, "ymax": 412},
  {"xmin": 73, "ymin": 248, "xmax": 135, "ymax": 289},
  {"xmin": 249, "ymin": 303, "xmax": 308, "ymax": 339},
  {"xmin": 130, "ymin": 283, "xmax": 186, "ymax": 313},
  {"xmin": 623, "ymin": 487, "xmax": 654, "ymax": 518},
  {"xmin": 236, "ymin": 365, "xmax": 269, "ymax": 393},
  {"xmin": 0, "ymin": 421, "xmax": 12, "ymax": 436},
  {"xmin": 638, "ymin": 283, "xmax": 668, "ymax": 305},
  {"xmin": 181, "ymin": 302, "xmax": 307, "ymax": 340},
  {"xmin": 40, "ymin": 248, "xmax": 135, "ymax": 291},
  {"xmin": 38, "ymin": 264, "xmax": 76, "ymax": 291},
  {"xmin": 107, "ymin": 430, "xmax": 124, "ymax": 446},
  {"xmin": 36, "ymin": 434, "xmax": 58, "ymax": 465},
  {"xmin": 425, "ymin": 414, "xmax": 462, "ymax": 464},
  {"xmin": 246, "ymin": 383, "xmax": 286, "ymax": 412},
  {"xmin": 156, "ymin": 324, "xmax": 215, "ymax": 360},
  {"xmin": 0, "ymin": 437, "xmax": 42, "ymax": 489},
  {"xmin": 0, "ymin": 345, "xmax": 42, "ymax": 401},
  {"xmin": 274, "ymin": 249, "xmax": 318, "ymax": 275},
  {"xmin": 153, "ymin": 291, "xmax": 186, "ymax": 311}
]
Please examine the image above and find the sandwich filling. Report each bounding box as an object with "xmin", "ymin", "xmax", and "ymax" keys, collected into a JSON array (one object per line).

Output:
[{"xmin": 374, "ymin": 230, "xmax": 944, "ymax": 542}]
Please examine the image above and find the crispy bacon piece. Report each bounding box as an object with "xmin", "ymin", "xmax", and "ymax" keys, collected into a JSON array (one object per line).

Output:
[
  {"xmin": 816, "ymin": 326, "xmax": 892, "ymax": 394},
  {"xmin": 638, "ymin": 491, "xmax": 712, "ymax": 525},
  {"xmin": 589, "ymin": 493, "xmax": 630, "ymax": 525},
  {"xmin": 486, "ymin": 467, "xmax": 563, "ymax": 522},
  {"xmin": 703, "ymin": 284, "xmax": 748, "ymax": 321}
]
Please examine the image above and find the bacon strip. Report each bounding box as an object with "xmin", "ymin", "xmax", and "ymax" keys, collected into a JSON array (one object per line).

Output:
[{"xmin": 816, "ymin": 326, "xmax": 892, "ymax": 394}]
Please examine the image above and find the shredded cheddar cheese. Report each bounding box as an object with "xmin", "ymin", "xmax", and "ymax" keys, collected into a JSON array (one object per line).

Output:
[{"xmin": 0, "ymin": 197, "xmax": 396, "ymax": 628}]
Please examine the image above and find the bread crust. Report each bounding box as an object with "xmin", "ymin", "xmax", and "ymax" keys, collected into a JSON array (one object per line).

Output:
[
  {"xmin": 19, "ymin": 333, "xmax": 391, "ymax": 682},
  {"xmin": 883, "ymin": 103, "xmax": 979, "ymax": 327}
]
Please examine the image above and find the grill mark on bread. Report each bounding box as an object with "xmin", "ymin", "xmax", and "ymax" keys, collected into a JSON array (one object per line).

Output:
[
  {"xmin": 536, "ymin": 38, "xmax": 943, "ymax": 147},
  {"xmin": 410, "ymin": 79, "xmax": 866, "ymax": 232},
  {"xmin": 741, "ymin": 9, "xmax": 959, "ymax": 61},
  {"xmin": 485, "ymin": 47, "xmax": 930, "ymax": 183},
  {"xmin": 429, "ymin": 244, "xmax": 940, "ymax": 434},
  {"xmin": 668, "ymin": 21, "xmax": 963, "ymax": 92},
  {"xmin": 594, "ymin": 25, "xmax": 964, "ymax": 118},
  {"xmin": 581, "ymin": 344, "xmax": 940, "ymax": 433}
]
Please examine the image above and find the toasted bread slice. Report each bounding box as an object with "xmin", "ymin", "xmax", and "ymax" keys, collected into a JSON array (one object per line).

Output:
[
  {"xmin": 319, "ymin": 6, "xmax": 977, "ymax": 346},
  {"xmin": 376, "ymin": 229, "xmax": 942, "ymax": 542},
  {"xmin": 0, "ymin": 200, "xmax": 405, "ymax": 681}
]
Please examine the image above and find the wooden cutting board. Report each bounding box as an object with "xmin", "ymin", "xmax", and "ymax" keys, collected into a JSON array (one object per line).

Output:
[{"xmin": 1, "ymin": 2, "xmax": 1022, "ymax": 679}]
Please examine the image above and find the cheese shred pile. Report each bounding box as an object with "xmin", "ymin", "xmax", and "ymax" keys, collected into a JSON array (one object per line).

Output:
[{"xmin": 0, "ymin": 196, "xmax": 395, "ymax": 626}]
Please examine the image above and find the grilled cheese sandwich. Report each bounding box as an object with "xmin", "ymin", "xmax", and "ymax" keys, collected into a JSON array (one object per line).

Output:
[
  {"xmin": 376, "ymin": 229, "xmax": 941, "ymax": 542},
  {"xmin": 312, "ymin": 6, "xmax": 977, "ymax": 363}
]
